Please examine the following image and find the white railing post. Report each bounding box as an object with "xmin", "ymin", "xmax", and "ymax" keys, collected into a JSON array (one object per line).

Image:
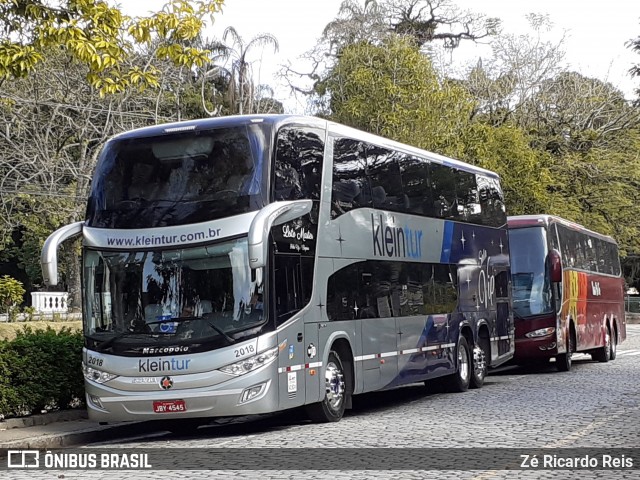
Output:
[{"xmin": 31, "ymin": 292, "xmax": 69, "ymax": 313}]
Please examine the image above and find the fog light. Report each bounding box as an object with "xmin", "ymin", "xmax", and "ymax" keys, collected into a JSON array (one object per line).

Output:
[
  {"xmin": 88, "ymin": 394, "xmax": 104, "ymax": 409},
  {"xmin": 239, "ymin": 382, "xmax": 267, "ymax": 404}
]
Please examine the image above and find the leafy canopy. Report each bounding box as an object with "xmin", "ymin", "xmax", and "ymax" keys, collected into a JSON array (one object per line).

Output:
[
  {"xmin": 0, "ymin": 0, "xmax": 223, "ymax": 95},
  {"xmin": 321, "ymin": 35, "xmax": 552, "ymax": 217}
]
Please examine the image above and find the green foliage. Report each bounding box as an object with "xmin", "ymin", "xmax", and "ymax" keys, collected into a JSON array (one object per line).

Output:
[
  {"xmin": 0, "ymin": 0, "xmax": 224, "ymax": 96},
  {"xmin": 546, "ymin": 133, "xmax": 640, "ymax": 257},
  {"xmin": 459, "ymin": 123, "xmax": 553, "ymax": 216},
  {"xmin": 0, "ymin": 275, "xmax": 25, "ymax": 313},
  {"xmin": 0, "ymin": 327, "xmax": 84, "ymax": 416},
  {"xmin": 22, "ymin": 306, "xmax": 36, "ymax": 321},
  {"xmin": 319, "ymin": 35, "xmax": 554, "ymax": 218},
  {"xmin": 321, "ymin": 36, "xmax": 474, "ymax": 157}
]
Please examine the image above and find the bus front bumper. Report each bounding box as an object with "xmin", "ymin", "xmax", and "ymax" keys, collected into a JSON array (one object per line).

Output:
[
  {"xmin": 513, "ymin": 336, "xmax": 558, "ymax": 362},
  {"xmin": 84, "ymin": 367, "xmax": 279, "ymax": 422}
]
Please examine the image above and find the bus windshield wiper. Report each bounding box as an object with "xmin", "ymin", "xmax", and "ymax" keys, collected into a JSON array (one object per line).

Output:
[
  {"xmin": 94, "ymin": 331, "xmax": 139, "ymax": 352},
  {"xmin": 227, "ymin": 318, "xmax": 268, "ymax": 339},
  {"xmin": 205, "ymin": 321, "xmax": 236, "ymax": 344}
]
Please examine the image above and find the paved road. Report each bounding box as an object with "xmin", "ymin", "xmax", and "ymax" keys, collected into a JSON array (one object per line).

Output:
[{"xmin": 8, "ymin": 325, "xmax": 640, "ymax": 479}]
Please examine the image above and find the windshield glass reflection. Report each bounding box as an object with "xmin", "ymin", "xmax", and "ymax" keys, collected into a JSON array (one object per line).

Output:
[
  {"xmin": 86, "ymin": 124, "xmax": 267, "ymax": 228},
  {"xmin": 509, "ymin": 227, "xmax": 554, "ymax": 317},
  {"xmin": 83, "ymin": 239, "xmax": 265, "ymax": 348}
]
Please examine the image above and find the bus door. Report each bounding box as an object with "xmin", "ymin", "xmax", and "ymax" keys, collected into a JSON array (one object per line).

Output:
[
  {"xmin": 360, "ymin": 316, "xmax": 398, "ymax": 391},
  {"xmin": 272, "ymin": 252, "xmax": 312, "ymax": 410}
]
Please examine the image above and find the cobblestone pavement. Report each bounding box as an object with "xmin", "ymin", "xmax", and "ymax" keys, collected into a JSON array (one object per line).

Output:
[{"xmin": 7, "ymin": 325, "xmax": 640, "ymax": 479}]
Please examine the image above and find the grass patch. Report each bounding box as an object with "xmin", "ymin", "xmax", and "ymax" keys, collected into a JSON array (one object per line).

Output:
[{"xmin": 0, "ymin": 321, "xmax": 82, "ymax": 341}]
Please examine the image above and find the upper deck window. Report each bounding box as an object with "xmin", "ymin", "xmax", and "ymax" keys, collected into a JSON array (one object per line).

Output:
[
  {"xmin": 273, "ymin": 127, "xmax": 324, "ymax": 201},
  {"xmin": 330, "ymin": 135, "xmax": 506, "ymax": 227},
  {"xmin": 86, "ymin": 124, "xmax": 268, "ymax": 228}
]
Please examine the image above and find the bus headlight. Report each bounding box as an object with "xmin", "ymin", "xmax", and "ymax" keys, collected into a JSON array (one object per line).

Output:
[
  {"xmin": 82, "ymin": 363, "xmax": 118, "ymax": 384},
  {"xmin": 219, "ymin": 346, "xmax": 278, "ymax": 376},
  {"xmin": 525, "ymin": 327, "xmax": 556, "ymax": 338}
]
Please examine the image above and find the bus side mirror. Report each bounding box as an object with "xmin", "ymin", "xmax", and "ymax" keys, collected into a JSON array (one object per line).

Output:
[
  {"xmin": 41, "ymin": 221, "xmax": 84, "ymax": 286},
  {"xmin": 549, "ymin": 249, "xmax": 562, "ymax": 283},
  {"xmin": 247, "ymin": 200, "xmax": 312, "ymax": 282}
]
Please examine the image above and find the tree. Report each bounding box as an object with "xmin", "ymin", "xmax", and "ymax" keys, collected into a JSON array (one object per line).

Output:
[
  {"xmin": 517, "ymin": 72, "xmax": 640, "ymax": 155},
  {"xmin": 460, "ymin": 14, "xmax": 567, "ymax": 127},
  {"xmin": 283, "ymin": 0, "xmax": 499, "ymax": 104},
  {"xmin": 323, "ymin": 0, "xmax": 500, "ymax": 52},
  {"xmin": 319, "ymin": 36, "xmax": 474, "ymax": 157},
  {"xmin": 0, "ymin": 1, "xmax": 224, "ymax": 308},
  {"xmin": 209, "ymin": 27, "xmax": 280, "ymax": 115},
  {"xmin": 628, "ymin": 26, "xmax": 640, "ymax": 98},
  {"xmin": 546, "ymin": 129, "xmax": 640, "ymax": 259},
  {"xmin": 0, "ymin": 52, "xmax": 167, "ymax": 305},
  {"xmin": 319, "ymin": 35, "xmax": 552, "ymax": 216},
  {"xmin": 0, "ymin": 275, "xmax": 25, "ymax": 313},
  {"xmin": 0, "ymin": 0, "xmax": 222, "ymax": 95},
  {"xmin": 459, "ymin": 123, "xmax": 553, "ymax": 216}
]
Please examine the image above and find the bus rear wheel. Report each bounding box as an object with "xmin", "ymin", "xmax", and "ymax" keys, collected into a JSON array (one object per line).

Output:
[
  {"xmin": 442, "ymin": 336, "xmax": 471, "ymax": 392},
  {"xmin": 592, "ymin": 326, "xmax": 612, "ymax": 363},
  {"xmin": 470, "ymin": 339, "xmax": 488, "ymax": 389},
  {"xmin": 306, "ymin": 350, "xmax": 346, "ymax": 422}
]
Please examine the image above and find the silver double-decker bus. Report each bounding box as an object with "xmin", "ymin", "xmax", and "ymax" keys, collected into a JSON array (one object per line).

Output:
[{"xmin": 42, "ymin": 115, "xmax": 514, "ymax": 427}]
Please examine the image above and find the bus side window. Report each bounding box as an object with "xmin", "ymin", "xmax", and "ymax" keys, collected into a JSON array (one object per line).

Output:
[
  {"xmin": 327, "ymin": 263, "xmax": 360, "ymax": 320},
  {"xmin": 399, "ymin": 155, "xmax": 431, "ymax": 216},
  {"xmin": 274, "ymin": 127, "xmax": 324, "ymax": 201},
  {"xmin": 332, "ymin": 138, "xmax": 368, "ymax": 218},
  {"xmin": 476, "ymin": 175, "xmax": 506, "ymax": 227},
  {"xmin": 366, "ymin": 145, "xmax": 408, "ymax": 213},
  {"xmin": 430, "ymin": 163, "xmax": 456, "ymax": 219}
]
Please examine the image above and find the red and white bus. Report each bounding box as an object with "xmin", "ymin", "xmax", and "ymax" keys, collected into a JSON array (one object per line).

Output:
[{"xmin": 507, "ymin": 215, "xmax": 626, "ymax": 371}]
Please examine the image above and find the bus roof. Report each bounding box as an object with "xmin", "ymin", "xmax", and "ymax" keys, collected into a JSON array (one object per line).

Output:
[
  {"xmin": 111, "ymin": 114, "xmax": 501, "ymax": 180},
  {"xmin": 507, "ymin": 214, "xmax": 617, "ymax": 244},
  {"xmin": 111, "ymin": 114, "xmax": 324, "ymax": 140}
]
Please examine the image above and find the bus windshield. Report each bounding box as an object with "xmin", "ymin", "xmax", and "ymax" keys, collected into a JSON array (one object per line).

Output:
[
  {"xmin": 83, "ymin": 238, "xmax": 266, "ymax": 351},
  {"xmin": 86, "ymin": 124, "xmax": 268, "ymax": 228},
  {"xmin": 509, "ymin": 227, "xmax": 554, "ymax": 318}
]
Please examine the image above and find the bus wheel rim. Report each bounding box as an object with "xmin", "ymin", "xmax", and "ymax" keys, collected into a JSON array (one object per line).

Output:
[
  {"xmin": 325, "ymin": 362, "xmax": 345, "ymax": 410},
  {"xmin": 459, "ymin": 346, "xmax": 469, "ymax": 382}
]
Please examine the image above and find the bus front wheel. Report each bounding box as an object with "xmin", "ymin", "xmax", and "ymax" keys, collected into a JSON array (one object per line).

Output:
[
  {"xmin": 306, "ymin": 350, "xmax": 346, "ymax": 422},
  {"xmin": 556, "ymin": 330, "xmax": 573, "ymax": 372}
]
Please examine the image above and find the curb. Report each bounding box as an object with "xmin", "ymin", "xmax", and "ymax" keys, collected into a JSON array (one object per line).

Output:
[
  {"xmin": 0, "ymin": 421, "xmax": 162, "ymax": 449},
  {"xmin": 0, "ymin": 409, "xmax": 87, "ymax": 430}
]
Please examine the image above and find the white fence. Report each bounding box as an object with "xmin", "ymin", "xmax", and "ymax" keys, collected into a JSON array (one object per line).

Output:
[{"xmin": 31, "ymin": 292, "xmax": 69, "ymax": 313}]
